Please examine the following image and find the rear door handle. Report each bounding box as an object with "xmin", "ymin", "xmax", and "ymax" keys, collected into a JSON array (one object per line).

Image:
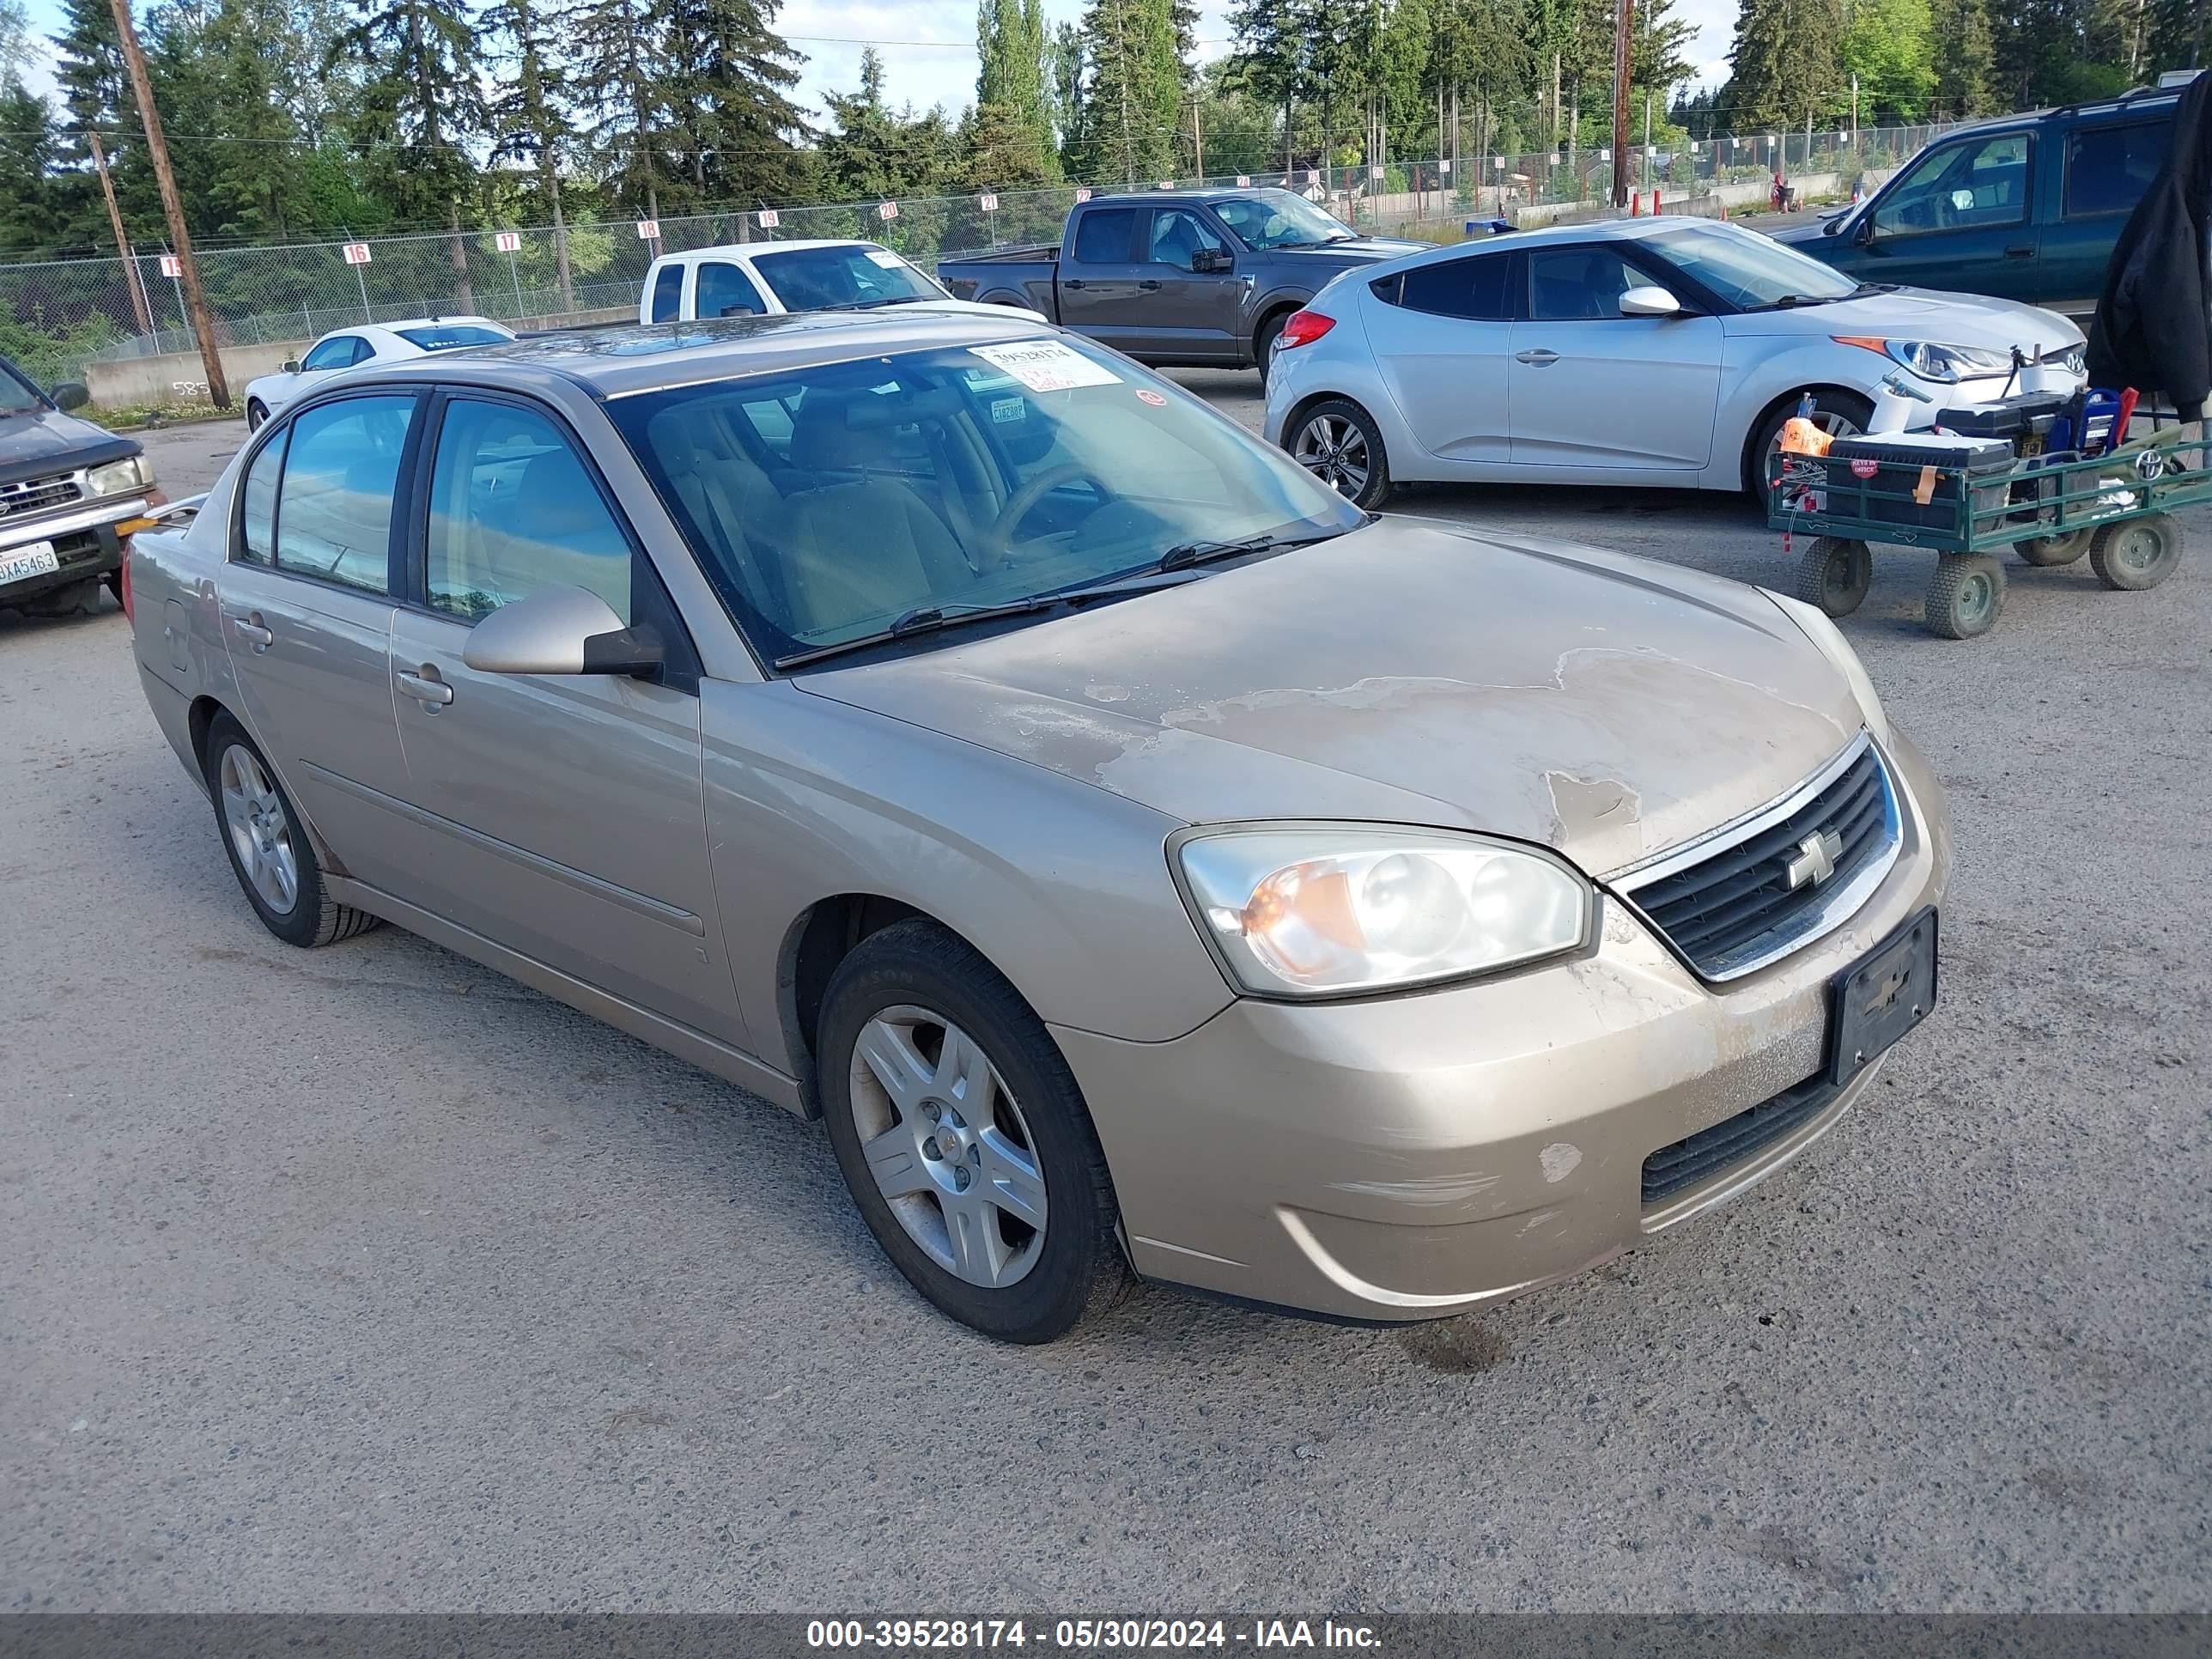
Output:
[
  {"xmin": 1515, "ymin": 349, "xmax": 1561, "ymax": 367},
  {"xmin": 232, "ymin": 614, "xmax": 273, "ymax": 650},
  {"xmin": 1137, "ymin": 279, "xmax": 1162, "ymax": 290},
  {"xmin": 396, "ymin": 669, "xmax": 453, "ymax": 707},
  {"xmin": 2004, "ymin": 245, "xmax": 2035, "ymax": 258}
]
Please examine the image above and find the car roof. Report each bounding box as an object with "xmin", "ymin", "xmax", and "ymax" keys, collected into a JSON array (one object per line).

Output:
[
  {"xmin": 1082, "ymin": 187, "xmax": 1284, "ymax": 206},
  {"xmin": 658, "ymin": 238, "xmax": 885, "ymax": 261},
  {"xmin": 1937, "ymin": 85, "xmax": 2179, "ymax": 138},
  {"xmin": 315, "ymin": 315, "xmax": 511, "ymax": 345},
  {"xmin": 331, "ymin": 307, "xmax": 1062, "ymax": 400}
]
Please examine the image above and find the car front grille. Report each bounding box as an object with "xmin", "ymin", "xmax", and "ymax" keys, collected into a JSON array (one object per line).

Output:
[
  {"xmin": 0, "ymin": 472, "xmax": 82, "ymax": 521},
  {"xmin": 1614, "ymin": 735, "xmax": 1899, "ymax": 981},
  {"xmin": 1642, "ymin": 1071, "xmax": 1842, "ymax": 1204}
]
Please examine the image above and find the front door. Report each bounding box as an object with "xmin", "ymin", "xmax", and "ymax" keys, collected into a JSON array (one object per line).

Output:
[
  {"xmin": 1509, "ymin": 243, "xmax": 1723, "ymax": 471},
  {"xmin": 1054, "ymin": 205, "xmax": 1148, "ymax": 349},
  {"xmin": 383, "ymin": 392, "xmax": 742, "ymax": 1045},
  {"xmin": 1367, "ymin": 250, "xmax": 1516, "ymax": 463},
  {"xmin": 215, "ymin": 391, "xmax": 419, "ymax": 895},
  {"xmin": 1856, "ymin": 131, "xmax": 2042, "ymax": 301},
  {"xmin": 1130, "ymin": 205, "xmax": 1242, "ymax": 362}
]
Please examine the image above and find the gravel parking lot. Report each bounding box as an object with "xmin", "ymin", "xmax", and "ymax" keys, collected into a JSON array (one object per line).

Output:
[{"xmin": 5, "ymin": 384, "xmax": 2208, "ymax": 1613}]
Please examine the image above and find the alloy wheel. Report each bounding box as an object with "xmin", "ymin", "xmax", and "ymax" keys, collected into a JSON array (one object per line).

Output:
[
  {"xmin": 847, "ymin": 1005, "xmax": 1048, "ymax": 1290},
  {"xmin": 217, "ymin": 744, "xmax": 299, "ymax": 915},
  {"xmin": 1293, "ymin": 414, "xmax": 1371, "ymax": 499}
]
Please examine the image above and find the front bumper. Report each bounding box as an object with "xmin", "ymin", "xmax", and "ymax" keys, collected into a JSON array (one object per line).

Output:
[
  {"xmin": 1054, "ymin": 729, "xmax": 1952, "ymax": 1323},
  {"xmin": 0, "ymin": 501, "xmax": 142, "ymax": 602}
]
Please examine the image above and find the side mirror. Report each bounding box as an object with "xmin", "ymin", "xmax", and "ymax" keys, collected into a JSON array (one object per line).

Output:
[
  {"xmin": 52, "ymin": 381, "xmax": 90, "ymax": 411},
  {"xmin": 281, "ymin": 358, "xmax": 301, "ymax": 374},
  {"xmin": 1192, "ymin": 246, "xmax": 1233, "ymax": 274},
  {"xmin": 1852, "ymin": 216, "xmax": 1875, "ymax": 247},
  {"xmin": 1618, "ymin": 284, "xmax": 1686, "ymax": 318},
  {"xmin": 460, "ymin": 586, "xmax": 663, "ymax": 679}
]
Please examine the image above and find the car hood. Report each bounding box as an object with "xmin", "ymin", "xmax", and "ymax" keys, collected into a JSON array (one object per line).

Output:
[
  {"xmin": 1765, "ymin": 216, "xmax": 1840, "ymax": 248},
  {"xmin": 798, "ymin": 521, "xmax": 1864, "ymax": 879},
  {"xmin": 0, "ymin": 405, "xmax": 138, "ymax": 486},
  {"xmin": 1274, "ymin": 237, "xmax": 1429, "ymax": 264},
  {"xmin": 1724, "ymin": 287, "xmax": 2084, "ymax": 354}
]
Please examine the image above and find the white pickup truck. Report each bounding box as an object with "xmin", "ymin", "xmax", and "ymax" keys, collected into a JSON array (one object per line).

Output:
[{"xmin": 639, "ymin": 238, "xmax": 1042, "ymax": 326}]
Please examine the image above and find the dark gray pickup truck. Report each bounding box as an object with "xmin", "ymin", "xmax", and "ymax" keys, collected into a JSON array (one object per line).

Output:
[{"xmin": 937, "ymin": 187, "xmax": 1424, "ymax": 376}]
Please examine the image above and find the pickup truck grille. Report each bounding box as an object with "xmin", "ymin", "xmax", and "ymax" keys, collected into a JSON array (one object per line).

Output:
[{"xmin": 0, "ymin": 472, "xmax": 81, "ymax": 521}]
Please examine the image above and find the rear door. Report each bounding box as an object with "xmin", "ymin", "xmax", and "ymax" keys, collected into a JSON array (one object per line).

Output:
[
  {"xmin": 1509, "ymin": 242, "xmax": 1723, "ymax": 471},
  {"xmin": 1054, "ymin": 206, "xmax": 1146, "ymax": 348},
  {"xmin": 215, "ymin": 390, "xmax": 418, "ymax": 892},
  {"xmin": 1129, "ymin": 204, "xmax": 1242, "ymax": 362},
  {"xmin": 1856, "ymin": 131, "xmax": 2042, "ymax": 301},
  {"xmin": 2044, "ymin": 115, "xmax": 2173, "ymax": 315},
  {"xmin": 382, "ymin": 392, "xmax": 741, "ymax": 1044},
  {"xmin": 1366, "ymin": 250, "xmax": 1516, "ymax": 463}
]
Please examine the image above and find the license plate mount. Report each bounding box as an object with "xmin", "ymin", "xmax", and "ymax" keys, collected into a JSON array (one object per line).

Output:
[
  {"xmin": 1828, "ymin": 907, "xmax": 1938, "ymax": 1088},
  {"xmin": 0, "ymin": 539, "xmax": 61, "ymax": 585}
]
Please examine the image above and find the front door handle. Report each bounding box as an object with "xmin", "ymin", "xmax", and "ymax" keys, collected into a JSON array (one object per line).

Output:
[
  {"xmin": 396, "ymin": 668, "xmax": 453, "ymax": 707},
  {"xmin": 232, "ymin": 613, "xmax": 273, "ymax": 651},
  {"xmin": 2004, "ymin": 244, "xmax": 2035, "ymax": 259},
  {"xmin": 1515, "ymin": 349, "xmax": 1562, "ymax": 367},
  {"xmin": 1063, "ymin": 278, "xmax": 1087, "ymax": 290},
  {"xmin": 1137, "ymin": 278, "xmax": 1162, "ymax": 290}
]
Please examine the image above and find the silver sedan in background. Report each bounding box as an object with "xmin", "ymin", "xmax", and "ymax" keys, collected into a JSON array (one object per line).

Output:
[{"xmin": 1261, "ymin": 216, "xmax": 2084, "ymax": 508}]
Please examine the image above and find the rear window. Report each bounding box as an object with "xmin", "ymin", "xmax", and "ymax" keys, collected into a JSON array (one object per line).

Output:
[
  {"xmin": 1396, "ymin": 254, "xmax": 1513, "ymax": 320},
  {"xmin": 1072, "ymin": 207, "xmax": 1139, "ymax": 264},
  {"xmin": 2064, "ymin": 120, "xmax": 2171, "ymax": 217},
  {"xmin": 394, "ymin": 325, "xmax": 511, "ymax": 351},
  {"xmin": 649, "ymin": 264, "xmax": 684, "ymax": 323}
]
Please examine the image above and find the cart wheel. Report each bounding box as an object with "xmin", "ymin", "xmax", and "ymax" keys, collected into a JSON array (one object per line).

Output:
[
  {"xmin": 1924, "ymin": 551, "xmax": 2006, "ymax": 640},
  {"xmin": 1795, "ymin": 536, "xmax": 1872, "ymax": 617},
  {"xmin": 2013, "ymin": 527, "xmax": 2093, "ymax": 567},
  {"xmin": 2087, "ymin": 512, "xmax": 2182, "ymax": 592}
]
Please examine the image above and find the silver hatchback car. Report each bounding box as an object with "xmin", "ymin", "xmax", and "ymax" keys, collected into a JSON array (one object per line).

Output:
[{"xmin": 130, "ymin": 312, "xmax": 1949, "ymax": 1342}]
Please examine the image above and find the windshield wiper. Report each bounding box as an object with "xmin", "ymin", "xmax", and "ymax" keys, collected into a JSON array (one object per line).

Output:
[
  {"xmin": 1155, "ymin": 527, "xmax": 1350, "ymax": 572},
  {"xmin": 1753, "ymin": 292, "xmax": 1844, "ymax": 310}
]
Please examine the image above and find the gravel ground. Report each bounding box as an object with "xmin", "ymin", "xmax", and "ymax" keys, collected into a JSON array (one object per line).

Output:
[{"xmin": 3, "ymin": 394, "xmax": 2207, "ymax": 1613}]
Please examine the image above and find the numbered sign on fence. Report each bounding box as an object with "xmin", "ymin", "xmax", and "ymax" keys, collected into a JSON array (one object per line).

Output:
[
  {"xmin": 978, "ymin": 192, "xmax": 999, "ymax": 211},
  {"xmin": 1074, "ymin": 186, "xmax": 1091, "ymax": 202},
  {"xmin": 878, "ymin": 201, "xmax": 898, "ymax": 221},
  {"xmin": 757, "ymin": 209, "xmax": 780, "ymax": 229},
  {"xmin": 1369, "ymin": 165, "xmax": 1383, "ymax": 180},
  {"xmin": 1158, "ymin": 180, "xmax": 1174, "ymax": 190},
  {"xmin": 635, "ymin": 220, "xmax": 659, "ymax": 240},
  {"xmin": 1235, "ymin": 174, "xmax": 1250, "ymax": 186},
  {"xmin": 1304, "ymin": 168, "xmax": 1321, "ymax": 185},
  {"xmin": 342, "ymin": 242, "xmax": 372, "ymax": 266},
  {"xmin": 159, "ymin": 253, "xmax": 182, "ymax": 278},
  {"xmin": 495, "ymin": 231, "xmax": 521, "ymax": 253},
  {"xmin": 1439, "ymin": 159, "xmax": 1451, "ymax": 174}
]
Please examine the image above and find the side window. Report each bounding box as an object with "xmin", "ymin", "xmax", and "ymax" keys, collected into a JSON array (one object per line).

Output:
[
  {"xmin": 649, "ymin": 263, "xmax": 684, "ymax": 323},
  {"xmin": 696, "ymin": 261, "xmax": 767, "ymax": 318},
  {"xmin": 299, "ymin": 336, "xmax": 358, "ymax": 371},
  {"xmin": 1071, "ymin": 207, "xmax": 1138, "ymax": 264},
  {"xmin": 1526, "ymin": 246, "xmax": 1642, "ymax": 321},
  {"xmin": 272, "ymin": 394, "xmax": 416, "ymax": 592},
  {"xmin": 424, "ymin": 398, "xmax": 631, "ymax": 623},
  {"xmin": 2064, "ymin": 122, "xmax": 2171, "ymax": 218},
  {"xmin": 1146, "ymin": 207, "xmax": 1228, "ymax": 270},
  {"xmin": 1875, "ymin": 134, "xmax": 2030, "ymax": 236},
  {"xmin": 236, "ymin": 427, "xmax": 288, "ymax": 564},
  {"xmin": 1400, "ymin": 254, "xmax": 1513, "ymax": 321}
]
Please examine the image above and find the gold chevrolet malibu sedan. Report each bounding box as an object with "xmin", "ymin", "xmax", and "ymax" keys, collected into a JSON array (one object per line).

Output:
[{"xmin": 129, "ymin": 311, "xmax": 1948, "ymax": 1342}]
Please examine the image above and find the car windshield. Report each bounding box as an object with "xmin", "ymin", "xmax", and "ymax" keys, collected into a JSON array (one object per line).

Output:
[
  {"xmin": 1212, "ymin": 190, "xmax": 1357, "ymax": 249},
  {"xmin": 0, "ymin": 358, "xmax": 43, "ymax": 416},
  {"xmin": 751, "ymin": 245, "xmax": 945, "ymax": 311},
  {"xmin": 1644, "ymin": 222, "xmax": 1861, "ymax": 308},
  {"xmin": 396, "ymin": 324, "xmax": 512, "ymax": 350},
  {"xmin": 608, "ymin": 335, "xmax": 1363, "ymax": 664}
]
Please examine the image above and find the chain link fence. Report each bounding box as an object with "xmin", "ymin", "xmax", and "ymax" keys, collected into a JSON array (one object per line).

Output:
[{"xmin": 0, "ymin": 120, "xmax": 1966, "ymax": 394}]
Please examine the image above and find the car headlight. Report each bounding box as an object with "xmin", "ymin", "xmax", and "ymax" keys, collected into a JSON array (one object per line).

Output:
[
  {"xmin": 1834, "ymin": 337, "xmax": 2013, "ymax": 383},
  {"xmin": 86, "ymin": 455, "xmax": 152, "ymax": 496},
  {"xmin": 1765, "ymin": 590, "xmax": 1892, "ymax": 750},
  {"xmin": 1174, "ymin": 825, "xmax": 1592, "ymax": 998}
]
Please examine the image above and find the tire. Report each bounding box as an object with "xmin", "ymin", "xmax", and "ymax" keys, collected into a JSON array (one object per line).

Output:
[
  {"xmin": 1286, "ymin": 397, "xmax": 1392, "ymax": 509},
  {"xmin": 2087, "ymin": 512, "xmax": 2183, "ymax": 592},
  {"xmin": 20, "ymin": 576, "xmax": 103, "ymax": 618},
  {"xmin": 1794, "ymin": 536, "xmax": 1872, "ymax": 617},
  {"xmin": 816, "ymin": 919, "xmax": 1127, "ymax": 1344},
  {"xmin": 201, "ymin": 714, "xmax": 380, "ymax": 948},
  {"xmin": 2013, "ymin": 527, "xmax": 2093, "ymax": 567},
  {"xmin": 1923, "ymin": 551, "xmax": 2006, "ymax": 640},
  {"xmin": 246, "ymin": 399, "xmax": 268, "ymax": 432},
  {"xmin": 1253, "ymin": 311, "xmax": 1290, "ymax": 384},
  {"xmin": 1750, "ymin": 390, "xmax": 1874, "ymax": 510}
]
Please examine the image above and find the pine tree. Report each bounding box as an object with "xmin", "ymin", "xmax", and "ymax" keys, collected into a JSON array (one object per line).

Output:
[
  {"xmin": 1046, "ymin": 21, "xmax": 1088, "ymax": 172},
  {"xmin": 1929, "ymin": 0, "xmax": 1996, "ymax": 116},
  {"xmin": 978, "ymin": 0, "xmax": 1055, "ymax": 174},
  {"xmin": 481, "ymin": 0, "xmax": 575, "ymax": 305},
  {"xmin": 1723, "ymin": 0, "xmax": 1844, "ymax": 132},
  {"xmin": 1842, "ymin": 0, "xmax": 1935, "ymax": 122},
  {"xmin": 666, "ymin": 0, "xmax": 811, "ymax": 203},
  {"xmin": 567, "ymin": 0, "xmax": 678, "ymax": 228}
]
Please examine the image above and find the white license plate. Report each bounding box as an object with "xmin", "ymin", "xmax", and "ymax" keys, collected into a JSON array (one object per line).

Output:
[{"xmin": 0, "ymin": 540, "xmax": 61, "ymax": 585}]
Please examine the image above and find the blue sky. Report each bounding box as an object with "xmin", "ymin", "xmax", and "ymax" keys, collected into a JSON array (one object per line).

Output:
[{"xmin": 15, "ymin": 0, "xmax": 1739, "ymax": 132}]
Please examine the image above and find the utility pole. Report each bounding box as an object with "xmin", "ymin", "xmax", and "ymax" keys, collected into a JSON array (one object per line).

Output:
[
  {"xmin": 105, "ymin": 0, "xmax": 229, "ymax": 406},
  {"xmin": 1610, "ymin": 0, "xmax": 1634, "ymax": 209},
  {"xmin": 87, "ymin": 131, "xmax": 155, "ymax": 336},
  {"xmin": 1191, "ymin": 98, "xmax": 1203, "ymax": 179}
]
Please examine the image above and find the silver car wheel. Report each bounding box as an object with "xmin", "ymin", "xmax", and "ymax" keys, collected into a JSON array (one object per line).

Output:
[
  {"xmin": 1293, "ymin": 414, "xmax": 1371, "ymax": 499},
  {"xmin": 848, "ymin": 1004, "xmax": 1048, "ymax": 1290},
  {"xmin": 217, "ymin": 743, "xmax": 299, "ymax": 915}
]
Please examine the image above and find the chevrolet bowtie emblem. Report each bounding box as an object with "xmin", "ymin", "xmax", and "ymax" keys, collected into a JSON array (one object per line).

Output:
[{"xmin": 1786, "ymin": 829, "xmax": 1844, "ymax": 890}]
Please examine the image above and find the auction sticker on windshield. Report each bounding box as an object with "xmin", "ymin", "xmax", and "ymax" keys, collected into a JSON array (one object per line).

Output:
[
  {"xmin": 1, "ymin": 540, "xmax": 61, "ymax": 585},
  {"xmin": 864, "ymin": 250, "xmax": 905, "ymax": 269},
  {"xmin": 968, "ymin": 339, "xmax": 1121, "ymax": 393}
]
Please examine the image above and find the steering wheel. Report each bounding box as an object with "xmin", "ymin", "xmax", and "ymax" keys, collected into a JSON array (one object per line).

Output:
[{"xmin": 976, "ymin": 463, "xmax": 1109, "ymax": 570}]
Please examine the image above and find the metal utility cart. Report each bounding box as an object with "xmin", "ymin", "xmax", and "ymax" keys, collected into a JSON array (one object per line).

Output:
[{"xmin": 1766, "ymin": 432, "xmax": 2208, "ymax": 639}]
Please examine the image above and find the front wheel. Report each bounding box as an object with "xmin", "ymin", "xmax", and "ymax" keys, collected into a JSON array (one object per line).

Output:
[
  {"xmin": 246, "ymin": 399, "xmax": 269, "ymax": 432},
  {"xmin": 2087, "ymin": 512, "xmax": 2183, "ymax": 591},
  {"xmin": 1252, "ymin": 312, "xmax": 1289, "ymax": 384},
  {"xmin": 1751, "ymin": 391, "xmax": 1873, "ymax": 512},
  {"xmin": 1288, "ymin": 398, "xmax": 1392, "ymax": 509},
  {"xmin": 1795, "ymin": 536, "xmax": 1872, "ymax": 617},
  {"xmin": 817, "ymin": 920, "xmax": 1127, "ymax": 1344}
]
